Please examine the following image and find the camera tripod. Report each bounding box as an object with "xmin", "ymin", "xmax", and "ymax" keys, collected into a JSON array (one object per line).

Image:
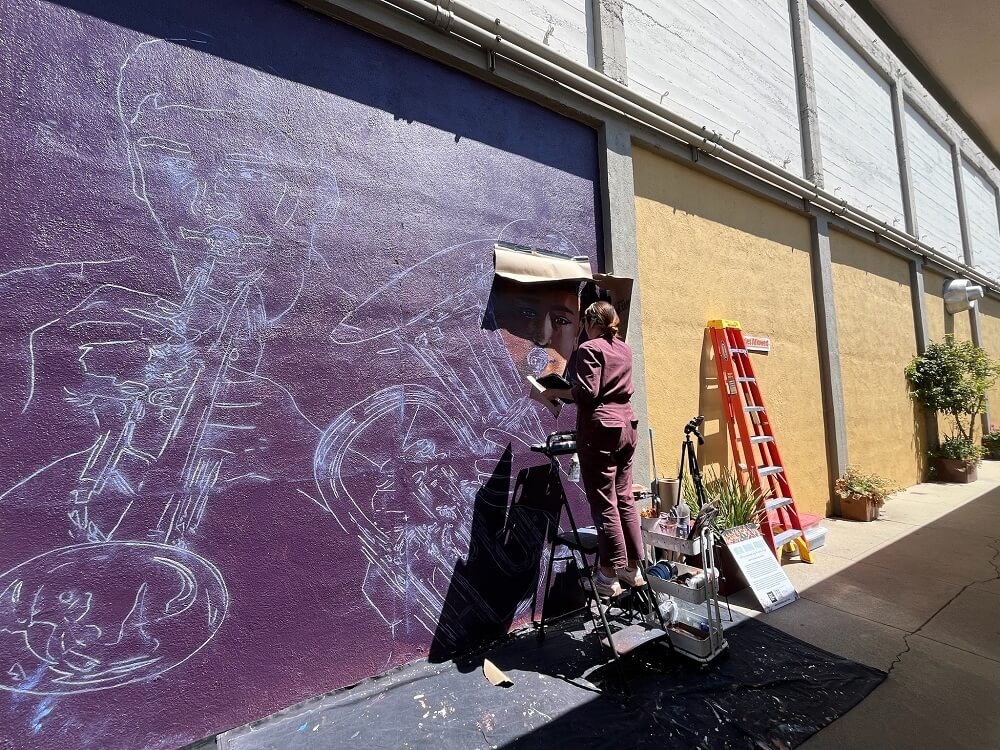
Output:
[{"xmin": 678, "ymin": 415, "xmax": 708, "ymax": 509}]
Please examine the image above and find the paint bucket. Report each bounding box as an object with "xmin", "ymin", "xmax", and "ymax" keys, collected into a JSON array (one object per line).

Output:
[{"xmin": 653, "ymin": 478, "xmax": 680, "ymax": 511}]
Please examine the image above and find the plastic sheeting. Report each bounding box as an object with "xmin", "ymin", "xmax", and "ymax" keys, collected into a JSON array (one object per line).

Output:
[{"xmin": 221, "ymin": 618, "xmax": 885, "ymax": 750}]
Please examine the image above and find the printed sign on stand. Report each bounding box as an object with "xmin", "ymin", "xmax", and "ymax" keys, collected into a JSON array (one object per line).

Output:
[{"xmin": 720, "ymin": 525, "xmax": 797, "ymax": 612}]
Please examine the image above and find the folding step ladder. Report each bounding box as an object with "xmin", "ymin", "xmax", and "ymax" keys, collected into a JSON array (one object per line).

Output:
[{"xmin": 707, "ymin": 320, "xmax": 812, "ymax": 563}]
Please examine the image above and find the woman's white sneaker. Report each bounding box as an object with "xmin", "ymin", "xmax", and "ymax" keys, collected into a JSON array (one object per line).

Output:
[
  {"xmin": 583, "ymin": 570, "xmax": 622, "ymax": 598},
  {"xmin": 617, "ymin": 566, "xmax": 646, "ymax": 588}
]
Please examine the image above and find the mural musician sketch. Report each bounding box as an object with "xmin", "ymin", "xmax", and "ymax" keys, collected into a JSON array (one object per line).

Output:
[
  {"xmin": 1, "ymin": 39, "xmax": 591, "ymax": 696},
  {"xmin": 0, "ymin": 39, "xmax": 338, "ymax": 695},
  {"xmin": 314, "ymin": 221, "xmax": 589, "ymax": 645}
]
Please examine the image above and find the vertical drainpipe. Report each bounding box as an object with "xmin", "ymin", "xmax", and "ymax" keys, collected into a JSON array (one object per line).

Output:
[
  {"xmin": 791, "ymin": 0, "xmax": 847, "ymax": 512},
  {"xmin": 592, "ymin": 1, "xmax": 653, "ymax": 483},
  {"xmin": 952, "ymin": 142, "xmax": 991, "ymax": 434}
]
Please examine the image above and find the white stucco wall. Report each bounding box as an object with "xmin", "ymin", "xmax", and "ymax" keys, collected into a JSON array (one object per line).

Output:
[
  {"xmin": 963, "ymin": 159, "xmax": 1000, "ymax": 279},
  {"xmin": 623, "ymin": 0, "xmax": 802, "ymax": 172},
  {"xmin": 464, "ymin": 0, "xmax": 592, "ymax": 66},
  {"xmin": 808, "ymin": 9, "xmax": 904, "ymax": 226},
  {"xmin": 905, "ymin": 102, "xmax": 963, "ymax": 261}
]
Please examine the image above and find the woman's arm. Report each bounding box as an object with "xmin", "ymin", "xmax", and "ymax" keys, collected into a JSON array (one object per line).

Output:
[{"xmin": 571, "ymin": 344, "xmax": 602, "ymax": 406}]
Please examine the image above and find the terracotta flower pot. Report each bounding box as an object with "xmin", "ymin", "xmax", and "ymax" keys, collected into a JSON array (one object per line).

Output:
[
  {"xmin": 838, "ymin": 494, "xmax": 881, "ymax": 522},
  {"xmin": 933, "ymin": 458, "xmax": 979, "ymax": 483}
]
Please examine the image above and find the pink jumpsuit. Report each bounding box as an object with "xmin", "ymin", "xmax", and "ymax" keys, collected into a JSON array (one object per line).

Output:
[{"xmin": 571, "ymin": 335, "xmax": 643, "ymax": 570}]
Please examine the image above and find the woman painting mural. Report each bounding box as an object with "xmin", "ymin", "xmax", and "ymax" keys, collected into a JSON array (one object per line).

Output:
[{"xmin": 543, "ymin": 300, "xmax": 644, "ymax": 598}]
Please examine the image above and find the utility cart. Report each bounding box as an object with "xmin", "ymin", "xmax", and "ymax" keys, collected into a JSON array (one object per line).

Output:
[{"xmin": 641, "ymin": 523, "xmax": 728, "ymax": 663}]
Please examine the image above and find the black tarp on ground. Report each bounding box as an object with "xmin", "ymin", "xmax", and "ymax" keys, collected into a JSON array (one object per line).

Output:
[{"xmin": 219, "ymin": 618, "xmax": 885, "ymax": 750}]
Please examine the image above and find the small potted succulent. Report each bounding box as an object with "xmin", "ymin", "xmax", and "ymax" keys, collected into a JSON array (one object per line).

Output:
[
  {"xmin": 835, "ymin": 466, "xmax": 901, "ymax": 521},
  {"xmin": 982, "ymin": 425, "xmax": 1000, "ymax": 460},
  {"xmin": 932, "ymin": 435, "xmax": 985, "ymax": 483}
]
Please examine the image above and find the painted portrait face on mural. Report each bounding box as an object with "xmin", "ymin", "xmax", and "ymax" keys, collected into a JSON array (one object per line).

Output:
[{"xmin": 489, "ymin": 277, "xmax": 582, "ymax": 379}]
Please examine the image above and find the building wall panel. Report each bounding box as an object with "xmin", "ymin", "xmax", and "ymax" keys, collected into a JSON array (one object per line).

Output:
[
  {"xmin": 962, "ymin": 159, "xmax": 1000, "ymax": 280},
  {"xmin": 808, "ymin": 10, "xmax": 904, "ymax": 226},
  {"xmin": 831, "ymin": 231, "xmax": 925, "ymax": 486},
  {"xmin": 624, "ymin": 0, "xmax": 802, "ymax": 172},
  {"xmin": 906, "ymin": 104, "xmax": 963, "ymax": 260}
]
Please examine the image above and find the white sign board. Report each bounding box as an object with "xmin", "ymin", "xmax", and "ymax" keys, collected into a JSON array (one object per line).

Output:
[
  {"xmin": 743, "ymin": 334, "xmax": 771, "ymax": 354},
  {"xmin": 720, "ymin": 525, "xmax": 797, "ymax": 612}
]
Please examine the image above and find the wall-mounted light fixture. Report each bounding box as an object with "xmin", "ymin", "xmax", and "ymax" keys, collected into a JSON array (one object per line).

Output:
[{"xmin": 943, "ymin": 278, "xmax": 984, "ymax": 315}]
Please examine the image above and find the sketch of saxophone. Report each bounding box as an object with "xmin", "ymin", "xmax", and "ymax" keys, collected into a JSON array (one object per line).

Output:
[{"xmin": 67, "ymin": 228, "xmax": 271, "ymax": 546}]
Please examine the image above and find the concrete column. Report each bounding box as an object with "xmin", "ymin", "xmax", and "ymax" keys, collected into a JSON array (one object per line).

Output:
[
  {"xmin": 891, "ymin": 79, "xmax": 919, "ymax": 236},
  {"xmin": 810, "ymin": 214, "xmax": 848, "ymax": 512},
  {"xmin": 789, "ymin": 0, "xmax": 823, "ymax": 186},
  {"xmin": 952, "ymin": 142, "xmax": 975, "ymax": 267},
  {"xmin": 597, "ymin": 120, "xmax": 651, "ymax": 483},
  {"xmin": 970, "ymin": 305, "xmax": 991, "ymax": 434},
  {"xmin": 910, "ymin": 259, "xmax": 939, "ymax": 452},
  {"xmin": 590, "ymin": 0, "xmax": 627, "ymax": 84},
  {"xmin": 950, "ymin": 144, "xmax": 990, "ymax": 432}
]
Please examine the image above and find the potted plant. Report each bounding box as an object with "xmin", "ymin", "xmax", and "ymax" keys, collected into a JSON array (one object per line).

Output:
[
  {"xmin": 683, "ymin": 467, "xmax": 764, "ymax": 595},
  {"xmin": 933, "ymin": 435, "xmax": 985, "ymax": 482},
  {"xmin": 834, "ymin": 466, "xmax": 901, "ymax": 521},
  {"xmin": 905, "ymin": 337, "xmax": 1000, "ymax": 482},
  {"xmin": 982, "ymin": 425, "xmax": 1000, "ymax": 460}
]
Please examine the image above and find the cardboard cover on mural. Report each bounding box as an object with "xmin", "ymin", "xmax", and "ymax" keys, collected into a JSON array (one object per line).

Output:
[
  {"xmin": 493, "ymin": 243, "xmax": 634, "ymax": 337},
  {"xmin": 593, "ymin": 272, "xmax": 634, "ymax": 339}
]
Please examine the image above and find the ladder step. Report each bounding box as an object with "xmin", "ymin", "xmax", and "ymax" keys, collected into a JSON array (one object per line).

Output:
[
  {"xmin": 744, "ymin": 406, "xmax": 765, "ymax": 413},
  {"xmin": 750, "ymin": 435, "xmax": 773, "ymax": 444},
  {"xmin": 737, "ymin": 377, "xmax": 756, "ymax": 383},
  {"xmin": 600, "ymin": 624, "xmax": 667, "ymax": 656},
  {"xmin": 757, "ymin": 466, "xmax": 784, "ymax": 476},
  {"xmin": 772, "ymin": 529, "xmax": 802, "ymax": 548},
  {"xmin": 765, "ymin": 496, "xmax": 794, "ymax": 511}
]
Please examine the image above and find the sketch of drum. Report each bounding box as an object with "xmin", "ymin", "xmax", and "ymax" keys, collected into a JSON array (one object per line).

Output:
[{"xmin": 0, "ymin": 542, "xmax": 228, "ymax": 695}]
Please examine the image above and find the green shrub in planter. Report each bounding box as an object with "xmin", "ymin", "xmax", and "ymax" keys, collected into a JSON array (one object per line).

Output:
[
  {"xmin": 905, "ymin": 337, "xmax": 1000, "ymax": 443},
  {"xmin": 934, "ymin": 435, "xmax": 985, "ymax": 462},
  {"xmin": 982, "ymin": 426, "xmax": 1000, "ymax": 459}
]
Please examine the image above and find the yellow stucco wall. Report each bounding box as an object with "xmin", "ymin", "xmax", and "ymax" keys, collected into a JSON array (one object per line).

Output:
[
  {"xmin": 977, "ymin": 297, "xmax": 1000, "ymax": 432},
  {"xmin": 830, "ymin": 232, "xmax": 926, "ymax": 486},
  {"xmin": 633, "ymin": 147, "xmax": 832, "ymax": 516}
]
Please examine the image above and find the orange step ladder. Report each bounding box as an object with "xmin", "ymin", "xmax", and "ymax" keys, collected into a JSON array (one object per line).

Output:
[{"xmin": 708, "ymin": 320, "xmax": 812, "ymax": 563}]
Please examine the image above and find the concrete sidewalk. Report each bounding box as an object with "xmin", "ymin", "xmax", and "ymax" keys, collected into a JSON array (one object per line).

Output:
[{"xmin": 729, "ymin": 461, "xmax": 1000, "ymax": 749}]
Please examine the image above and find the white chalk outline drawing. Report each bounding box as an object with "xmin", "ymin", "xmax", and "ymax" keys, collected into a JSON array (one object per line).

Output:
[
  {"xmin": 314, "ymin": 221, "xmax": 583, "ymax": 641},
  {"xmin": 1, "ymin": 39, "xmax": 337, "ymax": 695},
  {"xmin": 0, "ymin": 542, "xmax": 227, "ymax": 695}
]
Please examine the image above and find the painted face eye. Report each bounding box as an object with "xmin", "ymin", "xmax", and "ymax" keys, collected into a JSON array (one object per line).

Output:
[
  {"xmin": 518, "ymin": 307, "xmax": 537, "ymax": 321},
  {"xmin": 552, "ymin": 314, "xmax": 574, "ymax": 327}
]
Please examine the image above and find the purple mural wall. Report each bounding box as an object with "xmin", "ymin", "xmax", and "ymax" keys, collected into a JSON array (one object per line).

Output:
[{"xmin": 0, "ymin": 0, "xmax": 601, "ymax": 747}]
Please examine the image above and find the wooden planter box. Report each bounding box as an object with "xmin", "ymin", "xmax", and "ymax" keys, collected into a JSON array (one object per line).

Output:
[
  {"xmin": 933, "ymin": 458, "xmax": 978, "ymax": 484},
  {"xmin": 838, "ymin": 494, "xmax": 881, "ymax": 522}
]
